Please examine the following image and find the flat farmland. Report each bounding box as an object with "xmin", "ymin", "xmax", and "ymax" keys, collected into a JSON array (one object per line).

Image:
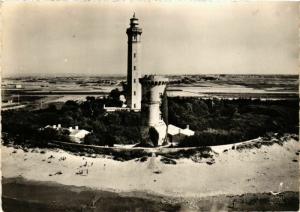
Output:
[{"xmin": 2, "ymin": 74, "xmax": 298, "ymax": 110}]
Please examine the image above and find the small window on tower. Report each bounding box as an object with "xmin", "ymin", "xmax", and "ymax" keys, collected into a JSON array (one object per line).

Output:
[
  {"xmin": 134, "ymin": 66, "xmax": 136, "ymax": 70},
  {"xmin": 134, "ymin": 91, "xmax": 136, "ymax": 95},
  {"xmin": 134, "ymin": 104, "xmax": 136, "ymax": 108},
  {"xmin": 134, "ymin": 79, "xmax": 136, "ymax": 83},
  {"xmin": 134, "ymin": 53, "xmax": 136, "ymax": 58}
]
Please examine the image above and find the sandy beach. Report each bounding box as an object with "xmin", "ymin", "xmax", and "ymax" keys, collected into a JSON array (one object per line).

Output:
[{"xmin": 2, "ymin": 137, "xmax": 299, "ymax": 199}]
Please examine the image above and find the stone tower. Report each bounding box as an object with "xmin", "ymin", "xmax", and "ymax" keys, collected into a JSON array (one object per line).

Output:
[
  {"xmin": 139, "ymin": 75, "xmax": 169, "ymax": 146},
  {"xmin": 126, "ymin": 13, "xmax": 142, "ymax": 111}
]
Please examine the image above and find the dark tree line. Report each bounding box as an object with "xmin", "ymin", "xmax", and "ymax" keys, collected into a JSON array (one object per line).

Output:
[
  {"xmin": 2, "ymin": 92, "xmax": 298, "ymax": 147},
  {"xmin": 2, "ymin": 89, "xmax": 141, "ymax": 147},
  {"xmin": 167, "ymin": 97, "xmax": 299, "ymax": 147}
]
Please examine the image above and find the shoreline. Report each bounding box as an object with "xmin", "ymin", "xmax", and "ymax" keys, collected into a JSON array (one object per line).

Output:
[{"xmin": 2, "ymin": 176, "xmax": 299, "ymax": 211}]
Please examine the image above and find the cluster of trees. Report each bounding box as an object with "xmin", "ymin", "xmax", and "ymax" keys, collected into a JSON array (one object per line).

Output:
[
  {"xmin": 2, "ymin": 90, "xmax": 298, "ymax": 148},
  {"xmin": 2, "ymin": 88, "xmax": 142, "ymax": 147},
  {"xmin": 168, "ymin": 97, "xmax": 298, "ymax": 147},
  {"xmin": 1, "ymin": 113, "xmax": 72, "ymax": 148}
]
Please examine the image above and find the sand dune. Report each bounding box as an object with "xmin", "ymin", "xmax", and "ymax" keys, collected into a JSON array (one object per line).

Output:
[{"xmin": 1, "ymin": 137, "xmax": 299, "ymax": 198}]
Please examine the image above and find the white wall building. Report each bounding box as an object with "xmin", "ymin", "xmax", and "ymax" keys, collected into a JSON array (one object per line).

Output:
[
  {"xmin": 68, "ymin": 126, "xmax": 90, "ymax": 143},
  {"xmin": 168, "ymin": 124, "xmax": 195, "ymax": 137},
  {"xmin": 167, "ymin": 124, "xmax": 195, "ymax": 146},
  {"xmin": 45, "ymin": 124, "xmax": 90, "ymax": 143}
]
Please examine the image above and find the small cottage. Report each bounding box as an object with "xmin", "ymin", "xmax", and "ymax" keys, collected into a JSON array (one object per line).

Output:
[
  {"xmin": 44, "ymin": 124, "xmax": 90, "ymax": 143},
  {"xmin": 68, "ymin": 126, "xmax": 90, "ymax": 143},
  {"xmin": 167, "ymin": 124, "xmax": 195, "ymax": 146}
]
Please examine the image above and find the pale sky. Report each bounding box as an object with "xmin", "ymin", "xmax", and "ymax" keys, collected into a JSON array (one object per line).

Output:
[{"xmin": 2, "ymin": 1, "xmax": 299, "ymax": 77}]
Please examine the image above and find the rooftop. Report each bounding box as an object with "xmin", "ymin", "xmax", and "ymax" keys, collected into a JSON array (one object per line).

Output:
[{"xmin": 168, "ymin": 124, "xmax": 195, "ymax": 136}]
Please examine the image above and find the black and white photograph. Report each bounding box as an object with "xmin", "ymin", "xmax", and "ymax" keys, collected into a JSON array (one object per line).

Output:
[{"xmin": 1, "ymin": 1, "xmax": 299, "ymax": 211}]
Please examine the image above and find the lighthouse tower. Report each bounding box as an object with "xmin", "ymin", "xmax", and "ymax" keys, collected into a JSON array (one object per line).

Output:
[
  {"xmin": 126, "ymin": 13, "xmax": 142, "ymax": 111},
  {"xmin": 140, "ymin": 75, "xmax": 169, "ymax": 146}
]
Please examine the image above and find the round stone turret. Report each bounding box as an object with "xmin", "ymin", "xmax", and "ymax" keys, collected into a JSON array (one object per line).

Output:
[{"xmin": 139, "ymin": 75, "xmax": 169, "ymax": 146}]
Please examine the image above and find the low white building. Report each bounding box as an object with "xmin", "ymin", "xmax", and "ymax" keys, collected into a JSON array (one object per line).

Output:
[
  {"xmin": 168, "ymin": 124, "xmax": 195, "ymax": 136},
  {"xmin": 167, "ymin": 124, "xmax": 195, "ymax": 146},
  {"xmin": 68, "ymin": 126, "xmax": 90, "ymax": 143},
  {"xmin": 44, "ymin": 124, "xmax": 90, "ymax": 143}
]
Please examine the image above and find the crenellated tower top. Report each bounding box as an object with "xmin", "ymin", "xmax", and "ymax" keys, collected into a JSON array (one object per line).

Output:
[{"xmin": 139, "ymin": 75, "xmax": 169, "ymax": 86}]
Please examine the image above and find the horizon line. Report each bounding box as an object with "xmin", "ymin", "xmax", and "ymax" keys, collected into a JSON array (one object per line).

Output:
[{"xmin": 3, "ymin": 73, "xmax": 299, "ymax": 78}]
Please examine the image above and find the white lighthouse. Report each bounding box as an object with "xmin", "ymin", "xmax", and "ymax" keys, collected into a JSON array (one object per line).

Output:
[{"xmin": 126, "ymin": 13, "xmax": 142, "ymax": 111}]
